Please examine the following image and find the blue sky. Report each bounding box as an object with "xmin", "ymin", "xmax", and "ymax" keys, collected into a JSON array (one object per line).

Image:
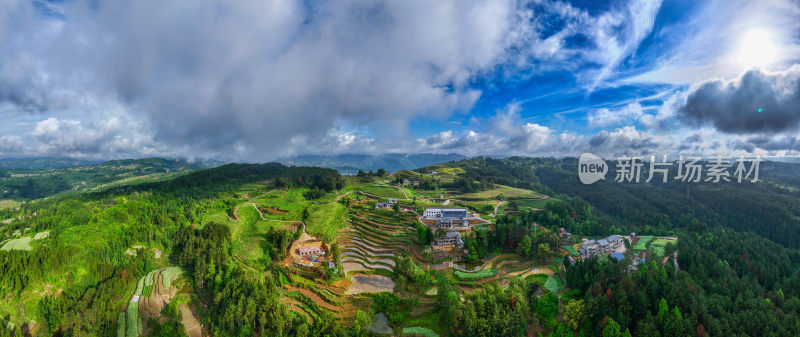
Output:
[{"xmin": 1, "ymin": 0, "xmax": 799, "ymax": 161}]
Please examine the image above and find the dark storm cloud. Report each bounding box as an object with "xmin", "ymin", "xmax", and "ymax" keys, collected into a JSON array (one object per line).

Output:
[
  {"xmin": 730, "ymin": 134, "xmax": 800, "ymax": 152},
  {"xmin": 678, "ymin": 66, "xmax": 800, "ymax": 133}
]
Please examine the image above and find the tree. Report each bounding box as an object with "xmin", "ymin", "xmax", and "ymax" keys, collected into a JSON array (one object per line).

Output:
[
  {"xmin": 518, "ymin": 235, "xmax": 532, "ymax": 257},
  {"xmin": 376, "ymin": 168, "xmax": 387, "ymax": 176},
  {"xmin": 331, "ymin": 244, "xmax": 340, "ymax": 265},
  {"xmin": 396, "ymin": 275, "xmax": 408, "ymax": 299},
  {"xmin": 353, "ymin": 310, "xmax": 370, "ymax": 337},
  {"xmin": 603, "ymin": 318, "xmax": 622, "ymax": 337},
  {"xmin": 551, "ymin": 323, "xmax": 572, "ymax": 337},
  {"xmin": 536, "ymin": 243, "xmax": 552, "ymax": 260},
  {"xmin": 564, "ymin": 299, "xmax": 585, "ymax": 331},
  {"xmin": 417, "ymin": 224, "xmax": 432, "ymax": 245},
  {"xmin": 533, "ymin": 293, "xmax": 559, "ymax": 328},
  {"xmin": 339, "ymin": 196, "xmax": 352, "ymax": 208}
]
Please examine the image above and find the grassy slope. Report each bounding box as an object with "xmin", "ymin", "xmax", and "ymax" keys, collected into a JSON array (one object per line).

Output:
[
  {"xmin": 305, "ymin": 202, "xmax": 347, "ymax": 242},
  {"xmin": 456, "ymin": 185, "xmax": 543, "ymax": 200},
  {"xmin": 0, "ymin": 200, "xmax": 20, "ymax": 210}
]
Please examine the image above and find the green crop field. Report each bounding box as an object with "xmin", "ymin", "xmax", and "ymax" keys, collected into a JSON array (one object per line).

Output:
[
  {"xmin": 117, "ymin": 312, "xmax": 126, "ymax": 337},
  {"xmin": 632, "ymin": 235, "xmax": 654, "ymax": 250},
  {"xmin": 253, "ymin": 189, "xmax": 314, "ymax": 220},
  {"xmin": 359, "ymin": 185, "xmax": 405, "ymax": 199},
  {"xmin": 403, "ymin": 326, "xmax": 440, "ymax": 337},
  {"xmin": 561, "ymin": 245, "xmax": 578, "ymax": 256},
  {"xmin": 435, "ymin": 167, "xmax": 465, "ymax": 176},
  {"xmin": 544, "ymin": 275, "xmax": 562, "ymax": 293},
  {"xmin": 457, "ymin": 185, "xmax": 543, "ymax": 200},
  {"xmin": 305, "ymin": 202, "xmax": 347, "ymax": 241},
  {"xmin": 161, "ymin": 267, "xmax": 183, "ymax": 288},
  {"xmin": 0, "ymin": 236, "xmax": 32, "ymax": 251},
  {"xmin": 650, "ymin": 238, "xmax": 676, "ymax": 256},
  {"xmin": 454, "ymin": 268, "xmax": 496, "ymax": 280},
  {"xmin": 512, "ymin": 197, "xmax": 561, "ymax": 209}
]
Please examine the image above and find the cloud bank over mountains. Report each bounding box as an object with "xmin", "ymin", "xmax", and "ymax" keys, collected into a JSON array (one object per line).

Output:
[{"xmin": 0, "ymin": 0, "xmax": 799, "ymax": 161}]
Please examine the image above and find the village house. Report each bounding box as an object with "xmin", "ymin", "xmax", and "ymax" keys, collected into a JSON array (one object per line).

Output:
[
  {"xmin": 434, "ymin": 231, "xmax": 464, "ymax": 248},
  {"xmin": 375, "ymin": 202, "xmax": 393, "ymax": 209},
  {"xmin": 402, "ymin": 179, "xmax": 421, "ymax": 186},
  {"xmin": 375, "ymin": 198, "xmax": 398, "ymax": 209},
  {"xmin": 297, "ymin": 246, "xmax": 325, "ymax": 256},
  {"xmin": 437, "ymin": 219, "xmax": 470, "ymax": 228},
  {"xmin": 579, "ymin": 235, "xmax": 624, "ymax": 258}
]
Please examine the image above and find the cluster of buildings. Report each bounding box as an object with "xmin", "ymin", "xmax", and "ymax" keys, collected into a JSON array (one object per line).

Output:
[
  {"xmin": 374, "ymin": 198, "xmax": 398, "ymax": 209},
  {"xmin": 579, "ymin": 234, "xmax": 624, "ymax": 258},
  {"xmin": 424, "ymin": 207, "xmax": 469, "ymax": 249},
  {"xmin": 423, "ymin": 208, "xmax": 468, "ymax": 219},
  {"xmin": 402, "ymin": 179, "xmax": 420, "ymax": 186}
]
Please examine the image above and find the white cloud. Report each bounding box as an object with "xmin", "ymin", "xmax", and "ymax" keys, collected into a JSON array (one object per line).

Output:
[
  {"xmin": 624, "ymin": 0, "xmax": 800, "ymax": 85},
  {"xmin": 1, "ymin": 0, "xmax": 551, "ymax": 160},
  {"xmin": 587, "ymin": 102, "xmax": 644, "ymax": 127},
  {"xmin": 0, "ymin": 135, "xmax": 24, "ymax": 154},
  {"xmin": 415, "ymin": 104, "xmax": 583, "ymax": 156}
]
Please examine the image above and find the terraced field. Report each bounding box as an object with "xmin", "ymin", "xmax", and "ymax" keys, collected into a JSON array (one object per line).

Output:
[
  {"xmin": 281, "ymin": 282, "xmax": 369, "ymax": 326},
  {"xmin": 276, "ymin": 205, "xmax": 421, "ymax": 327},
  {"xmin": 336, "ymin": 207, "xmax": 419, "ymax": 275},
  {"xmin": 117, "ymin": 267, "xmax": 191, "ymax": 337},
  {"xmin": 451, "ymin": 255, "xmax": 535, "ymax": 291}
]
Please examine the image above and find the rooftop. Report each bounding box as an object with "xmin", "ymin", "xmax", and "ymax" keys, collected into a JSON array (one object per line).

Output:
[{"xmin": 445, "ymin": 231, "xmax": 462, "ymax": 239}]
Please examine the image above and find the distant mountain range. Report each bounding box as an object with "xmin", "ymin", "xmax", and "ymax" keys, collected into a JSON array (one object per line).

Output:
[
  {"xmin": 0, "ymin": 157, "xmax": 224, "ymax": 170},
  {"xmin": 276, "ymin": 153, "xmax": 470, "ymax": 174},
  {"xmin": 0, "ymin": 157, "xmax": 102, "ymax": 170}
]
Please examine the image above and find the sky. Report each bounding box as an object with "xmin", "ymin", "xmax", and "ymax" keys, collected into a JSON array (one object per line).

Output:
[{"xmin": 1, "ymin": 0, "xmax": 800, "ymax": 162}]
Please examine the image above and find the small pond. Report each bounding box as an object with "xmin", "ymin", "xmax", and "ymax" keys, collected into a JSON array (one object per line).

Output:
[{"xmin": 368, "ymin": 313, "xmax": 393, "ymax": 335}]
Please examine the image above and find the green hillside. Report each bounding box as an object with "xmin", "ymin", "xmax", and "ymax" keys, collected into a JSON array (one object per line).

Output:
[{"xmin": 1, "ymin": 158, "xmax": 800, "ymax": 337}]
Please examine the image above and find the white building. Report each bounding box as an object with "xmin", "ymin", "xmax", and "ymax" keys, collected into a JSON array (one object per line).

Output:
[
  {"xmin": 423, "ymin": 208, "xmax": 468, "ymax": 219},
  {"xmin": 423, "ymin": 208, "xmax": 442, "ymax": 218}
]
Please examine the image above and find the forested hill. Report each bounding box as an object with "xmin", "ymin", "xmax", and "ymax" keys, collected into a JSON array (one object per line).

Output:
[
  {"xmin": 99, "ymin": 162, "xmax": 345, "ymax": 200},
  {"xmin": 0, "ymin": 163, "xmax": 344, "ymax": 336},
  {"xmin": 0, "ymin": 158, "xmax": 208, "ymax": 200},
  {"xmin": 421, "ymin": 156, "xmax": 800, "ymax": 248},
  {"xmin": 0, "ymin": 157, "xmax": 101, "ymax": 170}
]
